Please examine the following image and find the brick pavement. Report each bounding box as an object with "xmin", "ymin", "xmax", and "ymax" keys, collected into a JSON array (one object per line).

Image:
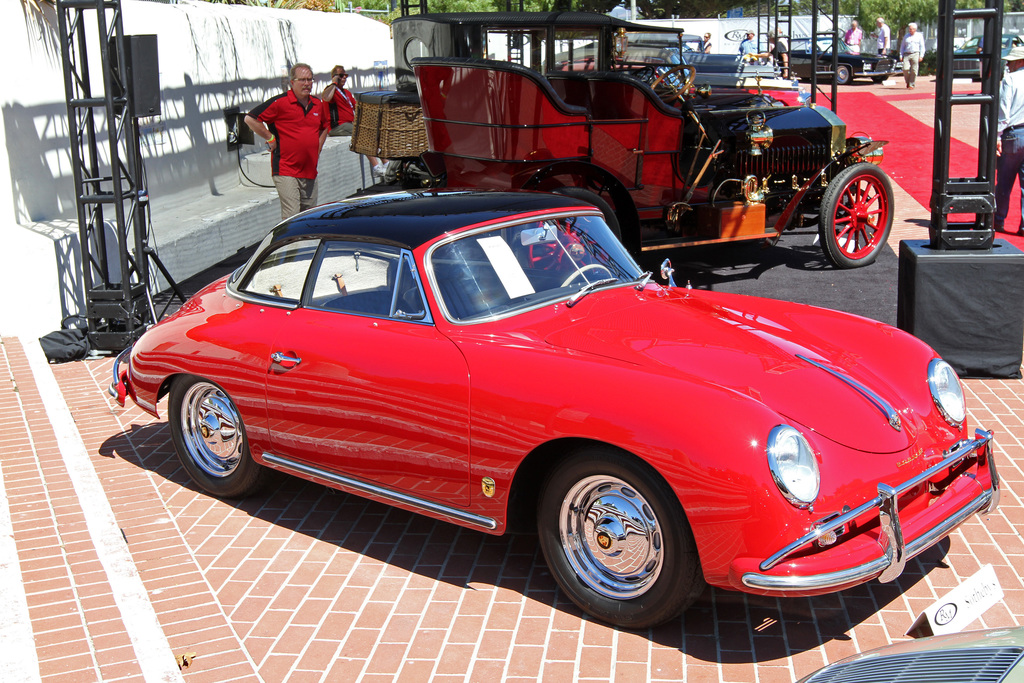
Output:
[{"xmin": 2, "ymin": 76, "xmax": 1022, "ymax": 682}]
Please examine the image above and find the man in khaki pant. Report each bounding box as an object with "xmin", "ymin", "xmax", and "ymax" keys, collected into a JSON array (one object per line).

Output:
[
  {"xmin": 899, "ymin": 23, "xmax": 926, "ymax": 89},
  {"xmin": 245, "ymin": 63, "xmax": 329, "ymax": 220}
]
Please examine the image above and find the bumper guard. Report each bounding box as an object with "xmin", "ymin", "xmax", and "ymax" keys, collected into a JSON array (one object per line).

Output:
[{"xmin": 742, "ymin": 429, "xmax": 997, "ymax": 591}]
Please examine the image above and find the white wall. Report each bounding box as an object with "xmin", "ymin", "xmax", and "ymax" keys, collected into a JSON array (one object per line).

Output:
[{"xmin": 0, "ymin": 0, "xmax": 392, "ymax": 340}]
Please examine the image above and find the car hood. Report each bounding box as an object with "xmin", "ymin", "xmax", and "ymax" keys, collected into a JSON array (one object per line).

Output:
[{"xmin": 543, "ymin": 289, "xmax": 920, "ymax": 454}]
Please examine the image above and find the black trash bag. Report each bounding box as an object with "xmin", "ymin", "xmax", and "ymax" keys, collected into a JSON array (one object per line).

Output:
[{"xmin": 39, "ymin": 327, "xmax": 90, "ymax": 363}]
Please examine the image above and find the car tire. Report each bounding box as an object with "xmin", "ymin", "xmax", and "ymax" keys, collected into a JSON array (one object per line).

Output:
[
  {"xmin": 818, "ymin": 162, "xmax": 894, "ymax": 269},
  {"xmin": 537, "ymin": 446, "xmax": 704, "ymax": 629},
  {"xmin": 168, "ymin": 375, "xmax": 268, "ymax": 498},
  {"xmin": 835, "ymin": 64, "xmax": 852, "ymax": 85},
  {"xmin": 552, "ymin": 186, "xmax": 622, "ymax": 239}
]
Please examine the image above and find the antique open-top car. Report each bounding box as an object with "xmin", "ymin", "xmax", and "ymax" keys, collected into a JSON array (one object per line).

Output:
[
  {"xmin": 111, "ymin": 191, "xmax": 998, "ymax": 628},
  {"xmin": 355, "ymin": 12, "xmax": 894, "ymax": 269}
]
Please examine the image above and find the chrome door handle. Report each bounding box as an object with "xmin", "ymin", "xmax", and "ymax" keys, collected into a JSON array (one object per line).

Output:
[{"xmin": 270, "ymin": 352, "xmax": 302, "ymax": 366}]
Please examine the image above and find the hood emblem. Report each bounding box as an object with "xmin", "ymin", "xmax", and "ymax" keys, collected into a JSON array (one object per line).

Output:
[{"xmin": 797, "ymin": 355, "xmax": 902, "ymax": 432}]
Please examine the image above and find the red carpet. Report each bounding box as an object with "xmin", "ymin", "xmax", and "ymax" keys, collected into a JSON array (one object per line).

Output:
[{"xmin": 832, "ymin": 91, "xmax": 1023, "ymax": 245}]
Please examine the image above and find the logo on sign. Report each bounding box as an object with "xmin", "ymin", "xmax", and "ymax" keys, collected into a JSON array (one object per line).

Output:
[
  {"xmin": 933, "ymin": 603, "xmax": 957, "ymax": 626},
  {"xmin": 725, "ymin": 29, "xmax": 751, "ymax": 42}
]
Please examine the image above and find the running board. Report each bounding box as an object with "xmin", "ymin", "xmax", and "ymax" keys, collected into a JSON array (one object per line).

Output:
[{"xmin": 261, "ymin": 452, "xmax": 498, "ymax": 531}]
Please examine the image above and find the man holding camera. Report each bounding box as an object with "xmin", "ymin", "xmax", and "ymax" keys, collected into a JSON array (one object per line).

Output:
[
  {"xmin": 322, "ymin": 65, "xmax": 384, "ymax": 179},
  {"xmin": 322, "ymin": 65, "xmax": 357, "ymax": 136}
]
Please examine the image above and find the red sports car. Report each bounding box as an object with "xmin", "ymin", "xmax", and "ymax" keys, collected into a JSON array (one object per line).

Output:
[{"xmin": 111, "ymin": 190, "xmax": 998, "ymax": 628}]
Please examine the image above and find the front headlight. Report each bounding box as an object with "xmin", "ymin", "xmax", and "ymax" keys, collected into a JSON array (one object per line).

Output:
[
  {"xmin": 928, "ymin": 358, "xmax": 966, "ymax": 426},
  {"xmin": 766, "ymin": 425, "xmax": 819, "ymax": 508}
]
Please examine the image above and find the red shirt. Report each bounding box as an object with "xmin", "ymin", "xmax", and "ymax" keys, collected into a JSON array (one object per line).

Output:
[
  {"xmin": 250, "ymin": 90, "xmax": 327, "ymax": 179},
  {"xmin": 325, "ymin": 87, "xmax": 357, "ymax": 127}
]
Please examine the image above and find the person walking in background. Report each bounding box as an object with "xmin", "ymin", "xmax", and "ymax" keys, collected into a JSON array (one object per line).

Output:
[
  {"xmin": 996, "ymin": 46, "xmax": 1024, "ymax": 235},
  {"xmin": 245, "ymin": 63, "xmax": 329, "ymax": 220},
  {"xmin": 845, "ymin": 20, "xmax": 863, "ymax": 54},
  {"xmin": 702, "ymin": 33, "xmax": 713, "ymax": 53},
  {"xmin": 900, "ymin": 23, "xmax": 926, "ymax": 89},
  {"xmin": 875, "ymin": 17, "xmax": 891, "ymax": 56}
]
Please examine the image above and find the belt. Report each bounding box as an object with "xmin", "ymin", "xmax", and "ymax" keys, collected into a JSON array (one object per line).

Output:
[{"xmin": 1005, "ymin": 124, "xmax": 1024, "ymax": 136}]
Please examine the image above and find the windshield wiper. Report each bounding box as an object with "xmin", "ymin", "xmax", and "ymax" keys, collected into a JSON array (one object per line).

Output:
[
  {"xmin": 634, "ymin": 271, "xmax": 653, "ymax": 290},
  {"xmin": 566, "ymin": 278, "xmax": 618, "ymax": 308}
]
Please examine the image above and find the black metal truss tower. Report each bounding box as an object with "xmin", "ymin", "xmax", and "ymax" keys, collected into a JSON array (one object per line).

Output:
[
  {"xmin": 929, "ymin": 0, "xmax": 1002, "ymax": 249},
  {"xmin": 741, "ymin": 0, "xmax": 842, "ymax": 114},
  {"xmin": 807, "ymin": 0, "xmax": 839, "ymax": 113},
  {"xmin": 399, "ymin": 0, "xmax": 427, "ymax": 17},
  {"xmin": 56, "ymin": 0, "xmax": 152, "ymax": 351}
]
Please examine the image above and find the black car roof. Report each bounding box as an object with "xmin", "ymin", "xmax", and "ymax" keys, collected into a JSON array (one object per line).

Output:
[
  {"xmin": 270, "ymin": 190, "xmax": 595, "ymax": 250},
  {"xmin": 392, "ymin": 11, "xmax": 681, "ymax": 34}
]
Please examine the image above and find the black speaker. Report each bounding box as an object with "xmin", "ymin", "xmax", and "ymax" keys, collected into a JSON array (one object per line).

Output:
[
  {"xmin": 122, "ymin": 34, "xmax": 161, "ymax": 117},
  {"xmin": 897, "ymin": 239, "xmax": 1024, "ymax": 378}
]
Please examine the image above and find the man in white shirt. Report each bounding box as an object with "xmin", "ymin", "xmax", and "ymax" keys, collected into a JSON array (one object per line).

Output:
[
  {"xmin": 900, "ymin": 23, "xmax": 926, "ymax": 89},
  {"xmin": 996, "ymin": 46, "xmax": 1024, "ymax": 234},
  {"xmin": 875, "ymin": 18, "xmax": 891, "ymax": 56}
]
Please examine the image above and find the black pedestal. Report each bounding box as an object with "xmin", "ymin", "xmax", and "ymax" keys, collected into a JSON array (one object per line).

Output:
[{"xmin": 897, "ymin": 239, "xmax": 1024, "ymax": 378}]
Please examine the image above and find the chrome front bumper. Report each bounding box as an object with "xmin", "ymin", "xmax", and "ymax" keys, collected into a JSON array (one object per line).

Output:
[
  {"xmin": 863, "ymin": 59, "xmax": 901, "ymax": 77},
  {"xmin": 742, "ymin": 429, "xmax": 997, "ymax": 592}
]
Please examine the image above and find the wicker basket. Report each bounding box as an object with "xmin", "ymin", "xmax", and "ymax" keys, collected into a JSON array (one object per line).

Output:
[{"xmin": 351, "ymin": 90, "xmax": 429, "ymax": 159}]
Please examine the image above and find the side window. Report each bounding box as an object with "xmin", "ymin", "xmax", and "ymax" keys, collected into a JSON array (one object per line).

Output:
[
  {"xmin": 240, "ymin": 239, "xmax": 319, "ymax": 302},
  {"xmin": 392, "ymin": 254, "xmax": 427, "ymax": 320},
  {"xmin": 486, "ymin": 29, "xmax": 547, "ymax": 71},
  {"xmin": 309, "ymin": 242, "xmax": 408, "ymax": 319}
]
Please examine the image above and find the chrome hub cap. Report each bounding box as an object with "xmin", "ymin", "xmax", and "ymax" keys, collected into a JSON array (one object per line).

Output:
[
  {"xmin": 180, "ymin": 382, "xmax": 243, "ymax": 478},
  {"xmin": 559, "ymin": 475, "xmax": 663, "ymax": 600}
]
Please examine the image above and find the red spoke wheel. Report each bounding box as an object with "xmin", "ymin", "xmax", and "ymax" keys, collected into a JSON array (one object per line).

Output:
[{"xmin": 818, "ymin": 162, "xmax": 894, "ymax": 269}]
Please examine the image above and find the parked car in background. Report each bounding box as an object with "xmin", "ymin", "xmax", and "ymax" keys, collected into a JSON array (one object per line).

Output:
[
  {"xmin": 789, "ymin": 36, "xmax": 902, "ymax": 84},
  {"xmin": 111, "ymin": 190, "xmax": 999, "ymax": 629},
  {"xmin": 798, "ymin": 628, "xmax": 1024, "ymax": 682},
  {"xmin": 953, "ymin": 33, "xmax": 1024, "ymax": 81}
]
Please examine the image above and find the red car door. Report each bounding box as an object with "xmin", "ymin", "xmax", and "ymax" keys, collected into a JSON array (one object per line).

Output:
[{"xmin": 263, "ymin": 245, "xmax": 472, "ymax": 506}]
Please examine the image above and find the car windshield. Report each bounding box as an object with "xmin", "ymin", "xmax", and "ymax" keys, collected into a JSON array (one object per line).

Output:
[{"xmin": 428, "ymin": 213, "xmax": 642, "ymax": 322}]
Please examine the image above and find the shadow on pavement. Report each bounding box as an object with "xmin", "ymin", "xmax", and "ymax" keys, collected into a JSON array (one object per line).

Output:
[{"xmin": 98, "ymin": 419, "xmax": 945, "ymax": 661}]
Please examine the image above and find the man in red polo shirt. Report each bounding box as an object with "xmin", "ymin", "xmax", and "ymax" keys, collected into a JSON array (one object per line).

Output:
[{"xmin": 245, "ymin": 63, "xmax": 329, "ymax": 220}]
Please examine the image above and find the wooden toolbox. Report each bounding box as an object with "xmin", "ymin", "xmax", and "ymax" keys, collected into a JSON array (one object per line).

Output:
[{"xmin": 696, "ymin": 202, "xmax": 767, "ymax": 238}]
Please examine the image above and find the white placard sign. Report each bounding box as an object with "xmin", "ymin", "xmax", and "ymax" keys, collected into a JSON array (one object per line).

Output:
[
  {"xmin": 906, "ymin": 564, "xmax": 1003, "ymax": 638},
  {"xmin": 477, "ymin": 236, "xmax": 536, "ymax": 300}
]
